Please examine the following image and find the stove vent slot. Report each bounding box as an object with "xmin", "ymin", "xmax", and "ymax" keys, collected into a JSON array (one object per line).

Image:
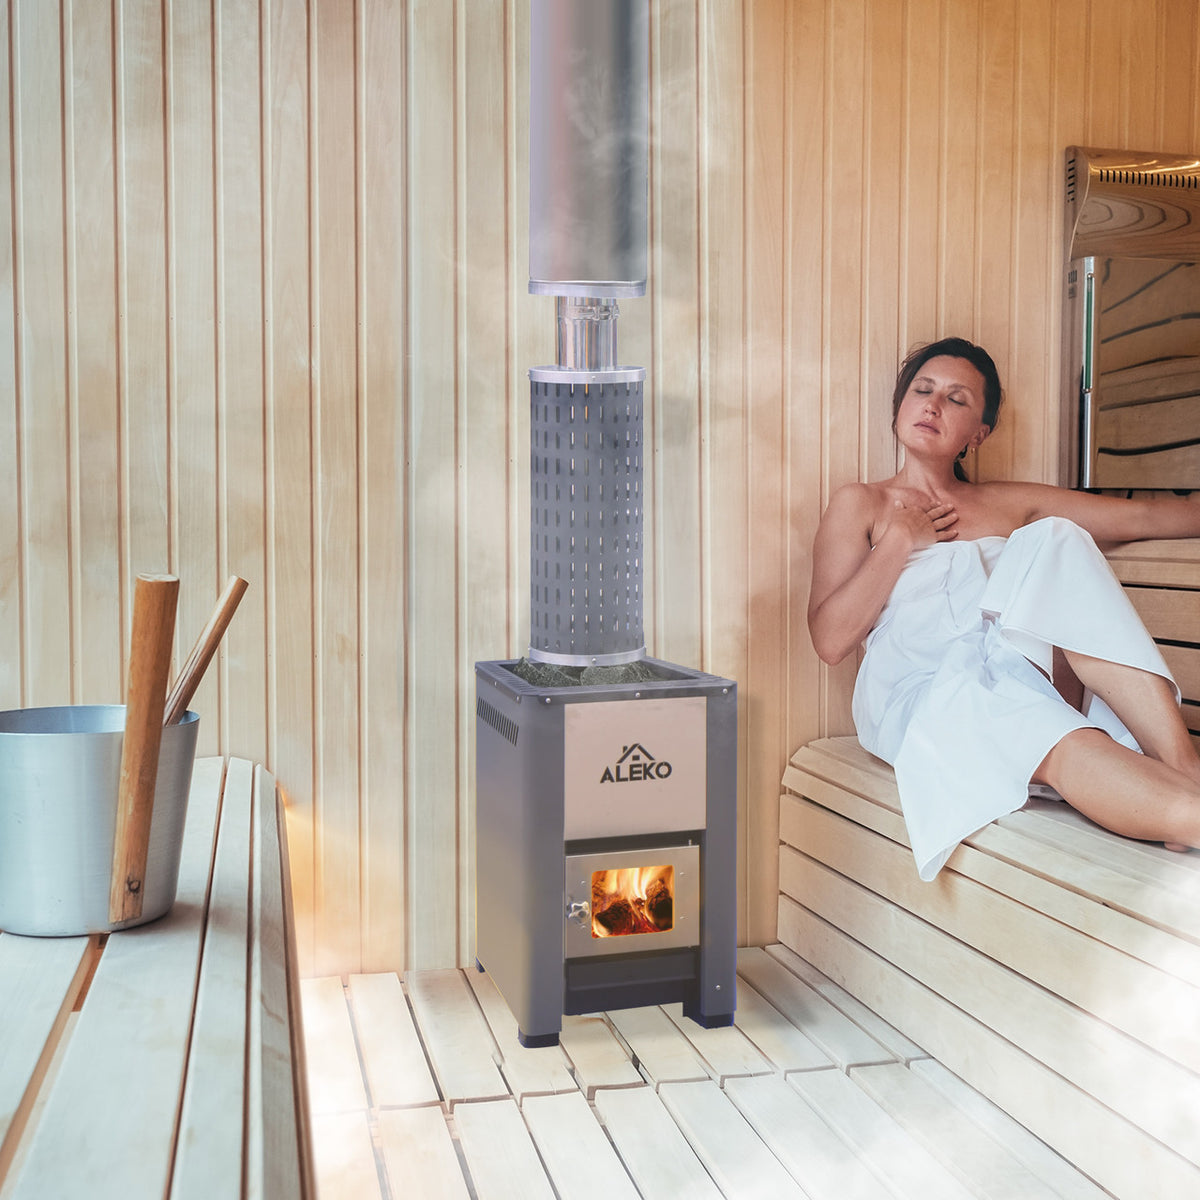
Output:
[{"xmin": 477, "ymin": 697, "xmax": 519, "ymax": 746}]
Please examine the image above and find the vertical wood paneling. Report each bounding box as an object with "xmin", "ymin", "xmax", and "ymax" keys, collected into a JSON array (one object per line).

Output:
[
  {"xmin": 117, "ymin": 0, "xmax": 171, "ymax": 595},
  {"xmin": 819, "ymin": 0, "xmax": 865, "ymax": 738},
  {"xmin": 265, "ymin": 0, "xmax": 316, "ymax": 971},
  {"xmin": 312, "ymin": 0, "xmax": 362, "ymax": 975},
  {"xmin": 860, "ymin": 1, "xmax": 903, "ymax": 484},
  {"xmin": 67, "ymin": 0, "xmax": 122, "ymax": 705},
  {"xmin": 458, "ymin": 0, "xmax": 511, "ymax": 967},
  {"xmin": 1010, "ymin": 0, "xmax": 1057, "ymax": 483},
  {"xmin": 698, "ymin": 0, "xmax": 747, "ymax": 942},
  {"xmin": 3, "ymin": 0, "xmax": 1198, "ymax": 976},
  {"xmin": 14, "ymin": 0, "xmax": 71, "ymax": 706},
  {"xmin": 360, "ymin": 0, "xmax": 407, "ymax": 974},
  {"xmin": 744, "ymin": 0, "xmax": 788, "ymax": 948},
  {"xmin": 649, "ymin": 0, "xmax": 703, "ymax": 670},
  {"xmin": 939, "ymin": 0, "xmax": 979, "ymax": 336},
  {"xmin": 786, "ymin": 0, "xmax": 828, "ymax": 757},
  {"xmin": 167, "ymin": 0, "xmax": 220, "ymax": 745},
  {"xmin": 788, "ymin": 0, "xmax": 831, "ymax": 760},
  {"xmin": 0, "ymin": 0, "xmax": 18, "ymax": 704},
  {"xmin": 215, "ymin": 0, "xmax": 269, "ymax": 763},
  {"xmin": 976, "ymin": 0, "xmax": 1018, "ymax": 482},
  {"xmin": 1157, "ymin": 0, "xmax": 1199, "ymax": 151},
  {"xmin": 900, "ymin": 0, "xmax": 942, "ymax": 343},
  {"xmin": 406, "ymin": 0, "xmax": 458, "ymax": 970}
]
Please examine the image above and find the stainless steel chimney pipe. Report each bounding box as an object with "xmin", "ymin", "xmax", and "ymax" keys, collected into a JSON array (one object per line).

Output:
[{"xmin": 529, "ymin": 0, "xmax": 649, "ymax": 297}]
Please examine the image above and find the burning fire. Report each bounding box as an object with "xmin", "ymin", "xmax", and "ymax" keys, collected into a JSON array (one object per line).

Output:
[{"xmin": 591, "ymin": 864, "xmax": 674, "ymax": 937}]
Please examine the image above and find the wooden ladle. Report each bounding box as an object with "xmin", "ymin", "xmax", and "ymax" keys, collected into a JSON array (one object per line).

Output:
[
  {"xmin": 109, "ymin": 574, "xmax": 179, "ymax": 924},
  {"xmin": 163, "ymin": 575, "xmax": 249, "ymax": 726}
]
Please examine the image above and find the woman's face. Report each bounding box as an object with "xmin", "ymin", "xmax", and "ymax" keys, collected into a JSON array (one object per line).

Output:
[{"xmin": 895, "ymin": 355, "xmax": 991, "ymax": 459}]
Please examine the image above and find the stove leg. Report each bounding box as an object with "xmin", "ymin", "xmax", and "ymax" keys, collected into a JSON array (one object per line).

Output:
[
  {"xmin": 686, "ymin": 1007, "xmax": 735, "ymax": 1030},
  {"xmin": 517, "ymin": 1028, "xmax": 561, "ymax": 1049}
]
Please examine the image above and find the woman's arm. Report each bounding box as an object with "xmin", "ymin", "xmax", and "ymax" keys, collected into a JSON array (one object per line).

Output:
[
  {"xmin": 808, "ymin": 484, "xmax": 955, "ymax": 665},
  {"xmin": 1011, "ymin": 482, "xmax": 1200, "ymax": 545}
]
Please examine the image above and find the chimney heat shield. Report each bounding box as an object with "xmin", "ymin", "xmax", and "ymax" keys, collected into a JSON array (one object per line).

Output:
[{"xmin": 528, "ymin": 0, "xmax": 649, "ymax": 298}]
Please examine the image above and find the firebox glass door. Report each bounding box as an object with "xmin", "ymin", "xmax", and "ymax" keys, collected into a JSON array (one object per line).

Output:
[{"xmin": 564, "ymin": 844, "xmax": 700, "ymax": 959}]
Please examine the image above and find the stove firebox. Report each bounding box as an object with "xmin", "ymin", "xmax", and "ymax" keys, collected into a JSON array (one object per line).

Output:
[{"xmin": 473, "ymin": 0, "xmax": 737, "ymax": 1048}]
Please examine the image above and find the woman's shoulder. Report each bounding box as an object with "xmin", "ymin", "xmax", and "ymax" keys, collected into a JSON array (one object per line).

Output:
[
  {"xmin": 826, "ymin": 479, "xmax": 889, "ymax": 517},
  {"xmin": 814, "ymin": 481, "xmax": 886, "ymax": 552}
]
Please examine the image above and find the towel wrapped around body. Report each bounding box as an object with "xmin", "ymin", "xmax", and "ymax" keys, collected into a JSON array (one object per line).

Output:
[{"xmin": 852, "ymin": 516, "xmax": 1178, "ymax": 879}]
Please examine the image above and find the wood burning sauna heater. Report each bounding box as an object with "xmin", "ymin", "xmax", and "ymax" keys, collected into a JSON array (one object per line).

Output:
[{"xmin": 474, "ymin": 0, "xmax": 737, "ymax": 1047}]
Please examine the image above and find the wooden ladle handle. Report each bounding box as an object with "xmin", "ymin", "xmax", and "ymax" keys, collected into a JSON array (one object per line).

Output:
[
  {"xmin": 110, "ymin": 573, "xmax": 179, "ymax": 924},
  {"xmin": 163, "ymin": 575, "xmax": 249, "ymax": 726}
]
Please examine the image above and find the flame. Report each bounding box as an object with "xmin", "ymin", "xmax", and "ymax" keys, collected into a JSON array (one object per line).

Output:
[{"xmin": 591, "ymin": 864, "xmax": 674, "ymax": 937}]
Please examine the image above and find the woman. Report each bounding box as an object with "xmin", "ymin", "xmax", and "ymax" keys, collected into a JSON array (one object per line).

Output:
[{"xmin": 808, "ymin": 336, "xmax": 1200, "ymax": 878}]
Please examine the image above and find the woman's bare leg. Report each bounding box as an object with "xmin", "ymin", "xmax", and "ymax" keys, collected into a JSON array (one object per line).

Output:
[
  {"xmin": 1061, "ymin": 650, "xmax": 1200, "ymax": 782},
  {"xmin": 1033, "ymin": 728, "xmax": 1200, "ymax": 850}
]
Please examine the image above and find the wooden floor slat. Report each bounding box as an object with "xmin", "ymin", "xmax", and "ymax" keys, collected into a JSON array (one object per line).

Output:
[
  {"xmin": 723, "ymin": 1074, "xmax": 895, "ymax": 1200},
  {"xmin": 849, "ymin": 1061, "xmax": 1070, "ymax": 1200},
  {"xmin": 728, "ymin": 979, "xmax": 834, "ymax": 1073},
  {"xmin": 375, "ymin": 1106, "xmax": 470, "ymax": 1199},
  {"xmin": 521, "ymin": 1091, "xmax": 641, "ymax": 1200},
  {"xmin": 301, "ymin": 954, "xmax": 1110, "ymax": 1200},
  {"xmin": 908, "ymin": 1060, "xmax": 1112, "ymax": 1200},
  {"xmin": 300, "ymin": 977, "xmax": 368, "ymax": 1115},
  {"xmin": 557, "ymin": 1015, "xmax": 642, "ymax": 1097},
  {"xmin": 657, "ymin": 1079, "xmax": 808, "ymax": 1198},
  {"xmin": 661, "ymin": 1002, "xmax": 775, "ymax": 1082},
  {"xmin": 405, "ymin": 968, "xmax": 508, "ymax": 1107},
  {"xmin": 789, "ymin": 1068, "xmax": 977, "ymax": 1200},
  {"xmin": 592, "ymin": 1084, "xmax": 724, "ymax": 1199},
  {"xmin": 605, "ymin": 1004, "xmax": 711, "ymax": 1087},
  {"xmin": 311, "ymin": 1111, "xmax": 382, "ymax": 1200},
  {"xmin": 347, "ymin": 973, "xmax": 439, "ymax": 1108},
  {"xmin": 453, "ymin": 1098, "xmax": 557, "ymax": 1200}
]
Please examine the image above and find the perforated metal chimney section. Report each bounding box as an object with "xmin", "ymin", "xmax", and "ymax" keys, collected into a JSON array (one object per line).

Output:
[{"xmin": 529, "ymin": 374, "xmax": 644, "ymax": 663}]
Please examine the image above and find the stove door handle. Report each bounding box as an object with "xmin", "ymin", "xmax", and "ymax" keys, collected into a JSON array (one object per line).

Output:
[{"xmin": 565, "ymin": 898, "xmax": 591, "ymax": 930}]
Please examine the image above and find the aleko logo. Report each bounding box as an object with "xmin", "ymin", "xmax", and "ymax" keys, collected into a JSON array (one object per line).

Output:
[{"xmin": 599, "ymin": 743, "xmax": 673, "ymax": 784}]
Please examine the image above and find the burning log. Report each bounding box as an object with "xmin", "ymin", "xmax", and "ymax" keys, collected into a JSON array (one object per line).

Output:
[{"xmin": 591, "ymin": 865, "xmax": 674, "ymax": 937}]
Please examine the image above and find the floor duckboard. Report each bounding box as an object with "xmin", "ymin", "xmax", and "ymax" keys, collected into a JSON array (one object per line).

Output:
[{"xmin": 302, "ymin": 948, "xmax": 1110, "ymax": 1200}]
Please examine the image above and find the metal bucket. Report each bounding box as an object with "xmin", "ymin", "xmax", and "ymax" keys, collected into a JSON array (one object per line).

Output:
[{"xmin": 0, "ymin": 705, "xmax": 199, "ymax": 936}]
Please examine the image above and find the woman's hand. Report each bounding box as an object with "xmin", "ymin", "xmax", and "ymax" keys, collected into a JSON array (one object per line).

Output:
[{"xmin": 877, "ymin": 499, "xmax": 958, "ymax": 551}]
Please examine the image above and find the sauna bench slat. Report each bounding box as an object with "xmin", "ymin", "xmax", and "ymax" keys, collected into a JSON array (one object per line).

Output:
[{"xmin": 0, "ymin": 755, "xmax": 314, "ymax": 1200}]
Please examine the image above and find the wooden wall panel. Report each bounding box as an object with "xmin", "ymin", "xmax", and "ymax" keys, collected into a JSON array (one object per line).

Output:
[
  {"xmin": 0, "ymin": 1, "xmax": 16, "ymax": 705},
  {"xmin": 360, "ymin": 0, "xmax": 407, "ymax": 976},
  {"xmin": 264, "ymin": 0, "xmax": 319, "ymax": 975},
  {"xmin": 3, "ymin": 0, "xmax": 1198, "ymax": 975},
  {"xmin": 68, "ymin": 2, "xmax": 122, "ymax": 708}
]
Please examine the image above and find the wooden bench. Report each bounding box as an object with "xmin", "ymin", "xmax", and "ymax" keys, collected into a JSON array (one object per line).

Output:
[
  {"xmin": 0, "ymin": 756, "xmax": 315, "ymax": 1200},
  {"xmin": 779, "ymin": 734, "xmax": 1200, "ymax": 1200}
]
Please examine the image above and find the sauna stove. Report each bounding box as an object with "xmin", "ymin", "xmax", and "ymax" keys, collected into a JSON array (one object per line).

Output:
[{"xmin": 474, "ymin": 0, "xmax": 737, "ymax": 1047}]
